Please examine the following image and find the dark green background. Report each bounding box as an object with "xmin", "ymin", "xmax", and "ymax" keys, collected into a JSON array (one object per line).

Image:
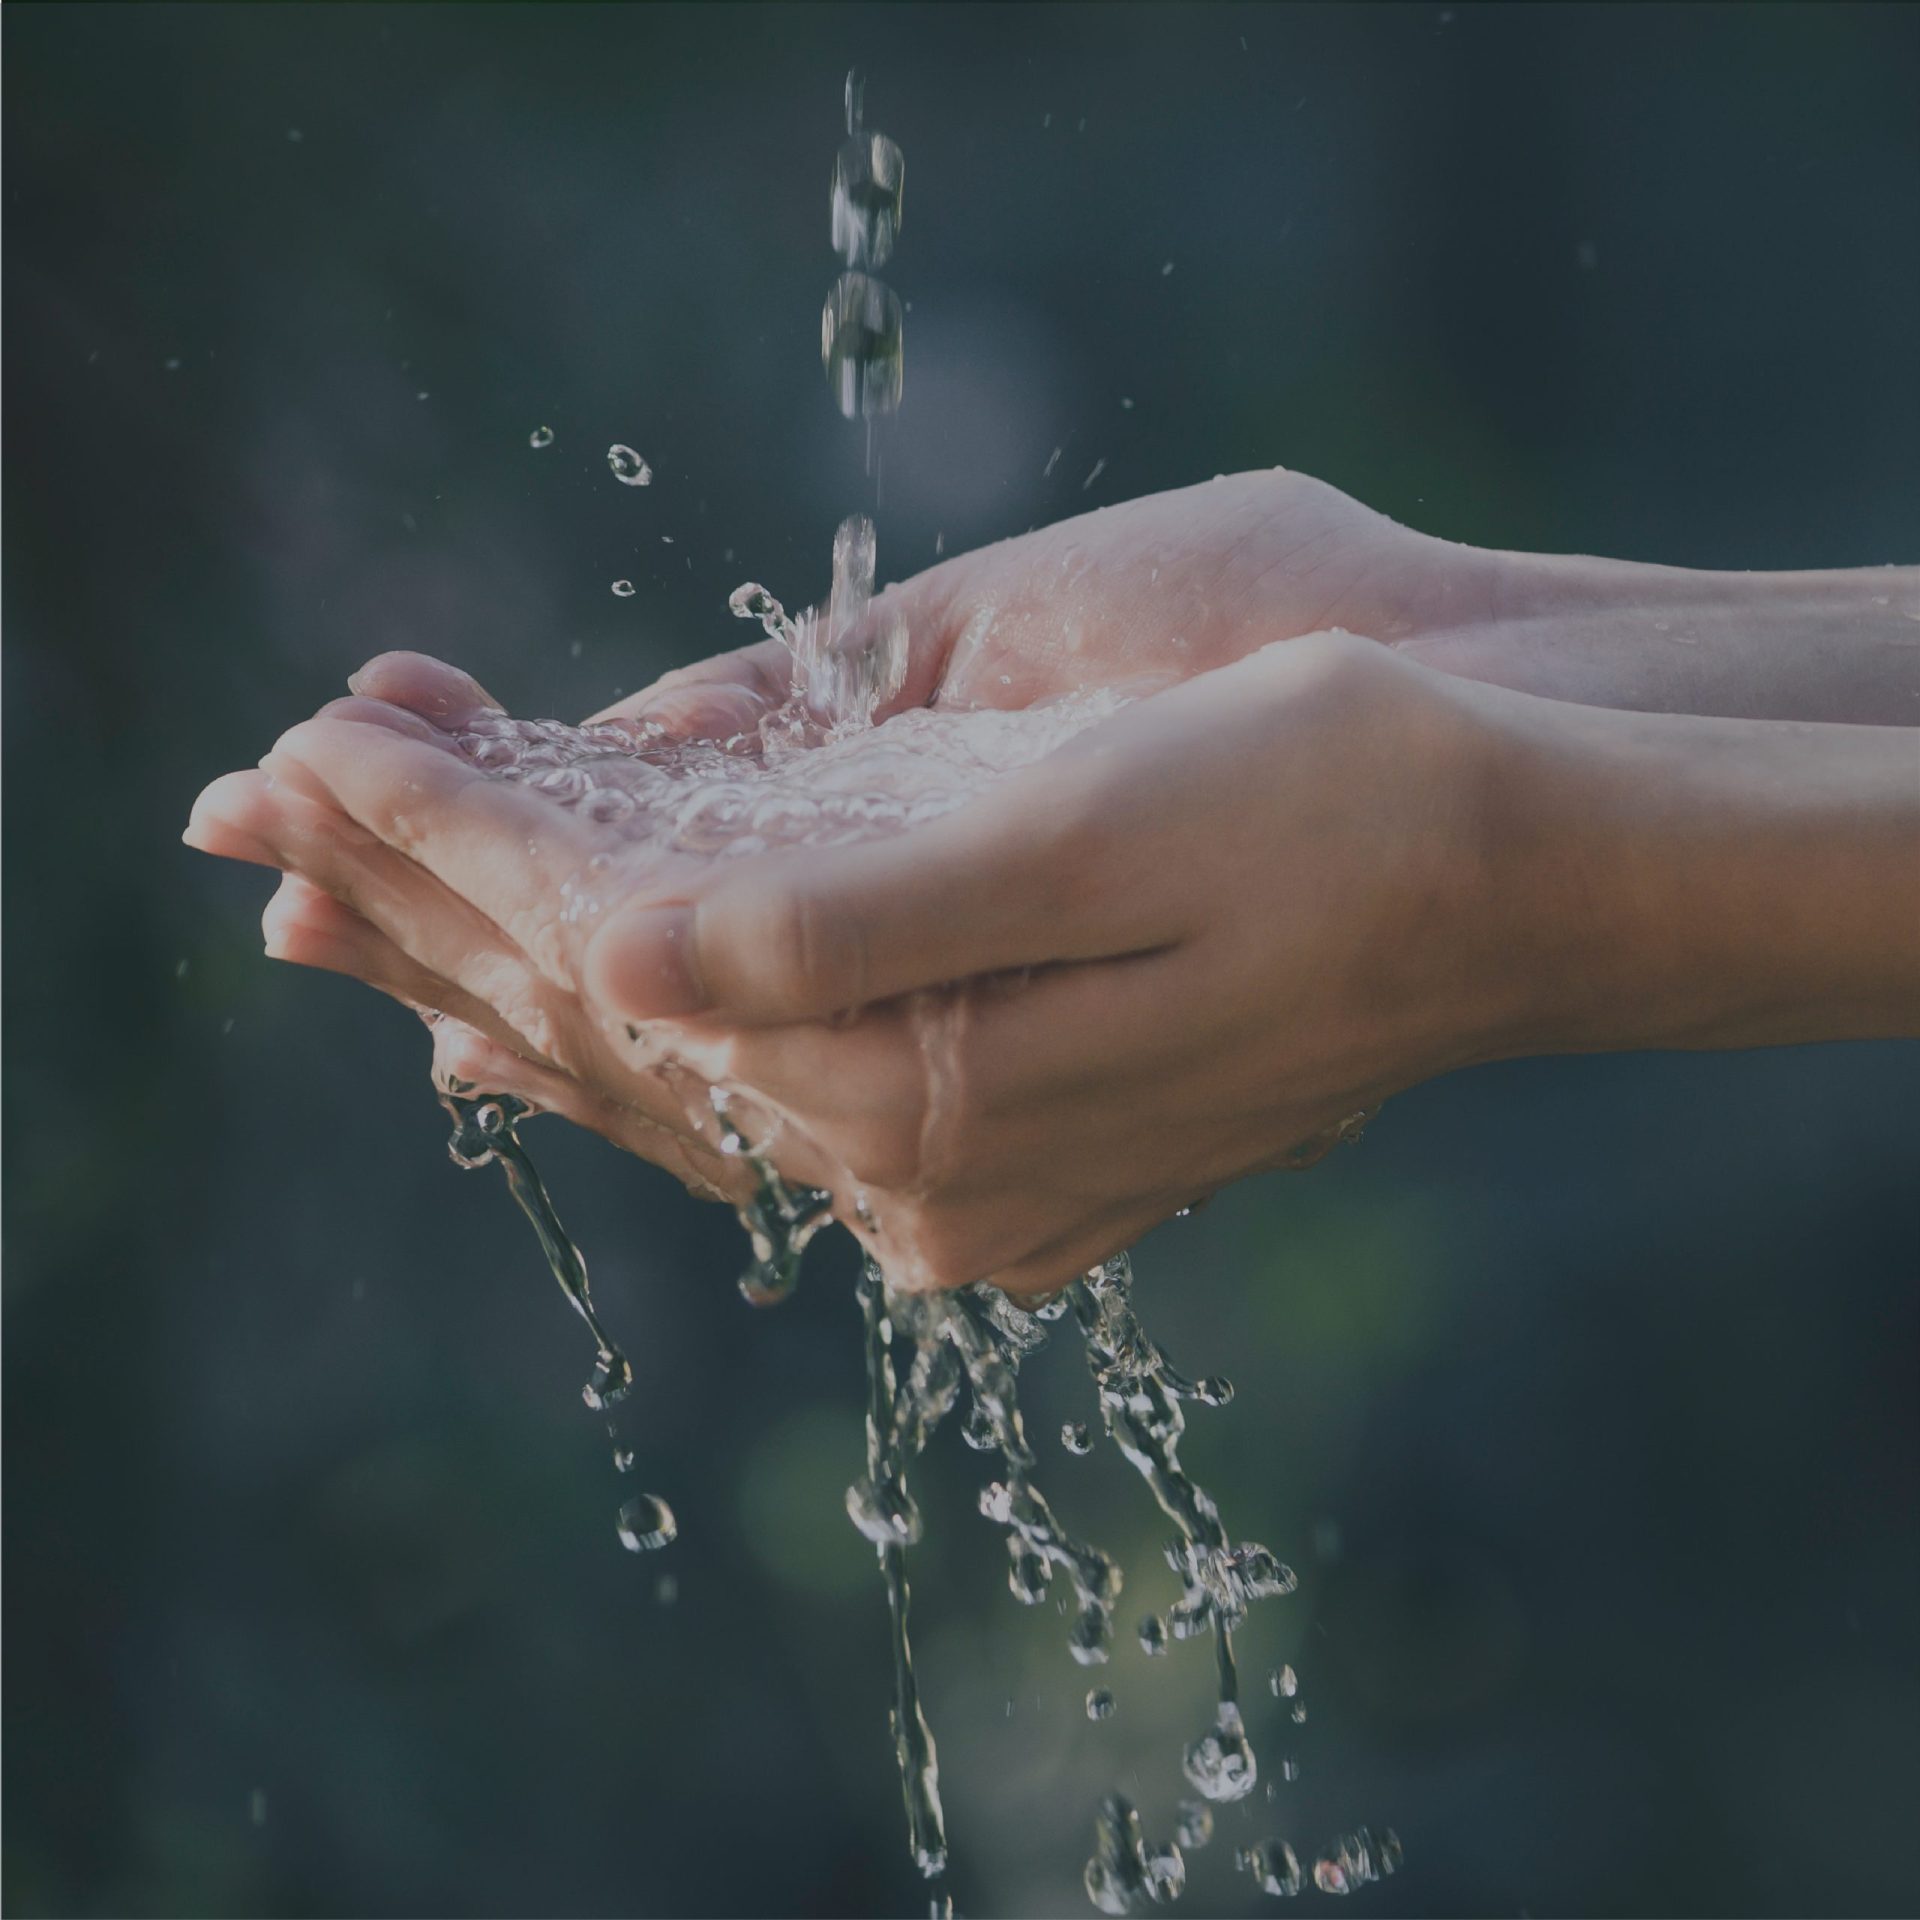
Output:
[{"xmin": 5, "ymin": 4, "xmax": 1918, "ymax": 1915}]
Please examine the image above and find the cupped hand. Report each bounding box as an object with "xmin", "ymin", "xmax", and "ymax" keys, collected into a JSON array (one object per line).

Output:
[
  {"xmin": 588, "ymin": 632, "xmax": 1520, "ymax": 1291},
  {"xmin": 183, "ymin": 470, "xmax": 1509, "ymax": 1258},
  {"xmin": 599, "ymin": 467, "xmax": 1497, "ymax": 737}
]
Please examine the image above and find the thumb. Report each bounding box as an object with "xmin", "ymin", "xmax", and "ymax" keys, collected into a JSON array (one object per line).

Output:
[{"xmin": 583, "ymin": 771, "xmax": 1161, "ymax": 1024}]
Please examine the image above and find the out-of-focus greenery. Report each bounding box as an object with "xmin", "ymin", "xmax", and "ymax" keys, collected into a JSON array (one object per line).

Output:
[{"xmin": 5, "ymin": 5, "xmax": 1918, "ymax": 1916}]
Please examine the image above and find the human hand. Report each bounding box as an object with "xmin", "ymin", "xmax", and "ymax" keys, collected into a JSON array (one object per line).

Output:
[
  {"xmin": 586, "ymin": 631, "xmax": 1920, "ymax": 1292},
  {"xmin": 595, "ymin": 467, "xmax": 1498, "ymax": 738},
  {"xmin": 184, "ymin": 469, "xmax": 1491, "ymax": 1196}
]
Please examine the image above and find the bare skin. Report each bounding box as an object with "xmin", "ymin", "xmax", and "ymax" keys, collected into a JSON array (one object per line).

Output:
[{"xmin": 185, "ymin": 471, "xmax": 1920, "ymax": 1290}]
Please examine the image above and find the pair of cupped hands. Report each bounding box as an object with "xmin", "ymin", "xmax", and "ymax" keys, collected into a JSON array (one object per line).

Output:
[{"xmin": 183, "ymin": 470, "xmax": 1617, "ymax": 1293}]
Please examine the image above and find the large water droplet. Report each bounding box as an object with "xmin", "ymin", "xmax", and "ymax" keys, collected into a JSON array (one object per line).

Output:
[
  {"xmin": 607, "ymin": 444, "xmax": 652, "ymax": 485},
  {"xmin": 832, "ymin": 131, "xmax": 905, "ymax": 269},
  {"xmin": 611, "ymin": 580, "xmax": 636, "ymax": 598},
  {"xmin": 1183, "ymin": 1703, "xmax": 1258, "ymax": 1802},
  {"xmin": 822, "ymin": 272, "xmax": 904, "ymax": 420},
  {"xmin": 528, "ymin": 425, "xmax": 554, "ymax": 449},
  {"xmin": 616, "ymin": 1493, "xmax": 677, "ymax": 1552}
]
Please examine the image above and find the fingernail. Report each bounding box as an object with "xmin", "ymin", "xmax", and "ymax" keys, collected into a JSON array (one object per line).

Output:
[{"xmin": 587, "ymin": 905, "xmax": 706, "ymax": 1018}]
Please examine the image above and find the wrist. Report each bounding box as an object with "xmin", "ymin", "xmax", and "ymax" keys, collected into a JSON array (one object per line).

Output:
[
  {"xmin": 1469, "ymin": 686, "xmax": 1920, "ymax": 1061},
  {"xmin": 1400, "ymin": 548, "xmax": 1920, "ymax": 726}
]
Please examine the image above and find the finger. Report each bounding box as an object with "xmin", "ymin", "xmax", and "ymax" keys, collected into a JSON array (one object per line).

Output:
[
  {"xmin": 261, "ymin": 871, "xmax": 739, "ymax": 1184},
  {"xmin": 263, "ymin": 715, "xmax": 602, "ymax": 979},
  {"xmin": 583, "ymin": 760, "xmax": 1178, "ymax": 1024},
  {"xmin": 185, "ymin": 770, "xmax": 286, "ymax": 868},
  {"xmin": 218, "ymin": 762, "xmax": 605, "ymax": 1075},
  {"xmin": 261, "ymin": 874, "xmax": 542, "ymax": 1054},
  {"xmin": 345, "ymin": 650, "xmax": 503, "ymax": 727}
]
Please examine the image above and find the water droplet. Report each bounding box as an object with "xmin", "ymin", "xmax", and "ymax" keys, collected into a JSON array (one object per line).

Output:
[
  {"xmin": 1174, "ymin": 1801, "xmax": 1213, "ymax": 1850},
  {"xmin": 1120, "ymin": 396, "xmax": 1135, "ymax": 410},
  {"xmin": 583, "ymin": 1347, "xmax": 633, "ymax": 1410},
  {"xmin": 611, "ymin": 580, "xmax": 636, "ymax": 597},
  {"xmin": 1291, "ymin": 1702, "xmax": 1308, "ymax": 1724},
  {"xmin": 1238, "ymin": 1839, "xmax": 1303, "ymax": 1897},
  {"xmin": 1269, "ymin": 1664, "xmax": 1298, "ymax": 1698},
  {"xmin": 1082, "ymin": 458, "xmax": 1107, "ymax": 490},
  {"xmin": 613, "ymin": 1447, "xmax": 636, "ymax": 1473},
  {"xmin": 248, "ymin": 1788, "xmax": 268, "ymax": 1828},
  {"xmin": 1044, "ymin": 445, "xmax": 1063, "ymax": 476},
  {"xmin": 1160, "ymin": 260, "xmax": 1175, "ymax": 277},
  {"xmin": 832, "ymin": 131, "xmax": 905, "ymax": 269},
  {"xmin": 1183, "ymin": 1703, "xmax": 1258, "ymax": 1802},
  {"xmin": 1137, "ymin": 1614, "xmax": 1167, "ymax": 1656},
  {"xmin": 528, "ymin": 425, "xmax": 554, "ymax": 448},
  {"xmin": 1085, "ymin": 1686, "xmax": 1116, "ymax": 1721},
  {"xmin": 616, "ymin": 1493, "xmax": 678, "ymax": 1552},
  {"xmin": 655, "ymin": 1572, "xmax": 679, "ymax": 1607},
  {"xmin": 1061, "ymin": 1420, "xmax": 1093, "ymax": 1455},
  {"xmin": 607, "ymin": 444, "xmax": 652, "ymax": 485},
  {"xmin": 821, "ymin": 272, "xmax": 904, "ymax": 420}
]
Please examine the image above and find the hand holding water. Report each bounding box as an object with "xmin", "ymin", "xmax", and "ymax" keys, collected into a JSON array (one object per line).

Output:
[{"xmin": 185, "ymin": 472, "xmax": 1920, "ymax": 1293}]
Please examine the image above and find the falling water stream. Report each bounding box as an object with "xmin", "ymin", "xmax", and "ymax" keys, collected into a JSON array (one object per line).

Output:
[{"xmin": 406, "ymin": 69, "xmax": 1398, "ymax": 1915}]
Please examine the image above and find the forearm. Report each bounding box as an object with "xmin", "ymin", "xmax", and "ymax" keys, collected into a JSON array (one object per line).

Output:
[
  {"xmin": 1478, "ymin": 692, "xmax": 1920, "ymax": 1060},
  {"xmin": 1404, "ymin": 549, "xmax": 1920, "ymax": 726}
]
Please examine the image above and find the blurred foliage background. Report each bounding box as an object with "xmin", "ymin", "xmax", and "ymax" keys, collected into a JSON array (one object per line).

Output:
[{"xmin": 5, "ymin": 4, "xmax": 1918, "ymax": 1915}]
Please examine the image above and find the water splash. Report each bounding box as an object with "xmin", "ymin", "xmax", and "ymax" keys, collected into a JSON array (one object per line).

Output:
[{"xmin": 607, "ymin": 444, "xmax": 652, "ymax": 485}]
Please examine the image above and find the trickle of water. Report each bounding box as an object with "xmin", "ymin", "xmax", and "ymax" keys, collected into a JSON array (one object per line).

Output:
[
  {"xmin": 1238, "ymin": 1838, "xmax": 1304, "ymax": 1897},
  {"xmin": 853, "ymin": 1261, "xmax": 949, "ymax": 1882},
  {"xmin": 441, "ymin": 1091, "xmax": 632, "ymax": 1413},
  {"xmin": 617, "ymin": 1493, "xmax": 678, "ymax": 1552},
  {"xmin": 1062, "ymin": 1420, "xmax": 1094, "ymax": 1455},
  {"xmin": 529, "ymin": 425, "xmax": 554, "ymax": 448},
  {"xmin": 833, "ymin": 130, "xmax": 906, "ymax": 269},
  {"xmin": 822, "ymin": 271, "xmax": 905, "ymax": 420},
  {"xmin": 1083, "ymin": 1796, "xmax": 1185, "ymax": 1916},
  {"xmin": 611, "ymin": 579, "xmax": 636, "ymax": 597},
  {"xmin": 607, "ymin": 444, "xmax": 652, "ymax": 485},
  {"xmin": 1086, "ymin": 1686, "xmax": 1117, "ymax": 1721},
  {"xmin": 711, "ymin": 1089, "xmax": 834, "ymax": 1304}
]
